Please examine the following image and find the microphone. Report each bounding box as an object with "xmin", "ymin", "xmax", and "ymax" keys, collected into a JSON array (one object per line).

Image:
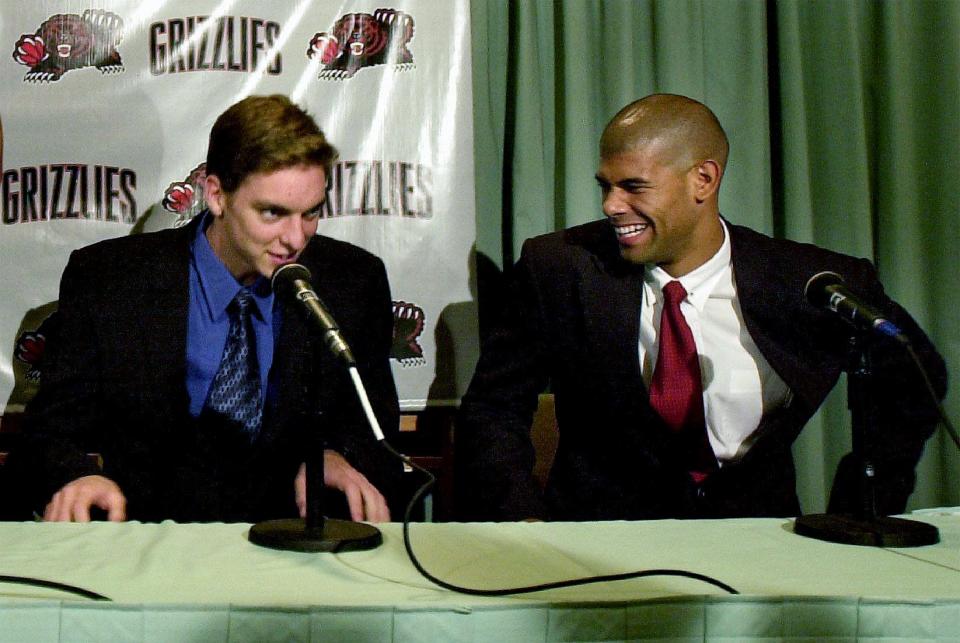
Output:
[
  {"xmin": 251, "ymin": 262, "xmax": 383, "ymax": 553},
  {"xmin": 271, "ymin": 263, "xmax": 356, "ymax": 365},
  {"xmin": 804, "ymin": 271, "xmax": 906, "ymax": 341}
]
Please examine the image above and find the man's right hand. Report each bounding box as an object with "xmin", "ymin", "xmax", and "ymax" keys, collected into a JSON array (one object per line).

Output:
[{"xmin": 44, "ymin": 475, "xmax": 127, "ymax": 522}]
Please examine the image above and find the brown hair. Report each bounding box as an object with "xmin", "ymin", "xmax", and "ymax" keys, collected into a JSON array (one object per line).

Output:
[{"xmin": 205, "ymin": 94, "xmax": 338, "ymax": 193}]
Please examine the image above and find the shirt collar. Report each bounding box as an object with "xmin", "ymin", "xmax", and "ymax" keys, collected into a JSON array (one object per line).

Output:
[
  {"xmin": 191, "ymin": 211, "xmax": 273, "ymax": 321},
  {"xmin": 643, "ymin": 218, "xmax": 732, "ymax": 312}
]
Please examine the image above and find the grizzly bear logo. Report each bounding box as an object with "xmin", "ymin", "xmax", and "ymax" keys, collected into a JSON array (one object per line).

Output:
[
  {"xmin": 15, "ymin": 312, "xmax": 60, "ymax": 383},
  {"xmin": 391, "ymin": 300, "xmax": 425, "ymax": 366},
  {"xmin": 162, "ymin": 163, "xmax": 207, "ymax": 227},
  {"xmin": 307, "ymin": 8, "xmax": 414, "ymax": 80},
  {"xmin": 12, "ymin": 9, "xmax": 124, "ymax": 82}
]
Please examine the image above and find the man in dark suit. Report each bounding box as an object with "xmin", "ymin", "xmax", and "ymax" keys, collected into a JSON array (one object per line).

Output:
[
  {"xmin": 457, "ymin": 94, "xmax": 946, "ymax": 522},
  {"xmin": 19, "ymin": 95, "xmax": 401, "ymax": 523}
]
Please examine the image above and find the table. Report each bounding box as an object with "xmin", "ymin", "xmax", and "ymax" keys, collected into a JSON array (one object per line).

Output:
[{"xmin": 1, "ymin": 511, "xmax": 958, "ymax": 641}]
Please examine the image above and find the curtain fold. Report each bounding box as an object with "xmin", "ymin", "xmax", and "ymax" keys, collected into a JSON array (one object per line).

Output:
[{"xmin": 471, "ymin": 0, "xmax": 959, "ymax": 511}]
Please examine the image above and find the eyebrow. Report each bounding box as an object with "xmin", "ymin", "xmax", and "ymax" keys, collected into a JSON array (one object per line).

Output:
[
  {"xmin": 304, "ymin": 198, "xmax": 326, "ymax": 214},
  {"xmin": 252, "ymin": 197, "xmax": 326, "ymax": 215},
  {"xmin": 594, "ymin": 174, "xmax": 653, "ymax": 188}
]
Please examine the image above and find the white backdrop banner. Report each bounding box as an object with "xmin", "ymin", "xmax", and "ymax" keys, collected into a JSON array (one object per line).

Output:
[{"xmin": 0, "ymin": 0, "xmax": 477, "ymax": 411}]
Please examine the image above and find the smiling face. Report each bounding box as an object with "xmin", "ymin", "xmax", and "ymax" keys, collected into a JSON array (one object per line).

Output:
[
  {"xmin": 596, "ymin": 141, "xmax": 723, "ymax": 277},
  {"xmin": 204, "ymin": 164, "xmax": 327, "ymax": 285},
  {"xmin": 596, "ymin": 95, "xmax": 729, "ymax": 276}
]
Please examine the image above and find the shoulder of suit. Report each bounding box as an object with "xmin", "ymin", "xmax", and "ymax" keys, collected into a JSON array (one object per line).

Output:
[
  {"xmin": 729, "ymin": 221, "xmax": 872, "ymax": 263},
  {"xmin": 520, "ymin": 220, "xmax": 640, "ymax": 283},
  {"xmin": 299, "ymin": 234, "xmax": 387, "ymax": 279},
  {"xmin": 524, "ymin": 219, "xmax": 609, "ymax": 248},
  {"xmin": 303, "ymin": 233, "xmax": 381, "ymax": 261},
  {"xmin": 70, "ymin": 223, "xmax": 190, "ymax": 267},
  {"xmin": 726, "ymin": 221, "xmax": 878, "ymax": 287},
  {"xmin": 522, "ymin": 220, "xmax": 617, "ymax": 262}
]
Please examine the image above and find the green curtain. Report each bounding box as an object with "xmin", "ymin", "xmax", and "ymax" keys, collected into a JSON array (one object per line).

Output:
[{"xmin": 470, "ymin": 0, "xmax": 959, "ymax": 512}]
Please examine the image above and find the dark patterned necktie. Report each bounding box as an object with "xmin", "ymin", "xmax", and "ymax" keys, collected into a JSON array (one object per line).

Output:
[
  {"xmin": 204, "ymin": 287, "xmax": 262, "ymax": 436},
  {"xmin": 648, "ymin": 281, "xmax": 716, "ymax": 479}
]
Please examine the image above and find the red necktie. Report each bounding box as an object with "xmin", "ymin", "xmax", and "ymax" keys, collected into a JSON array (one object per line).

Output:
[{"xmin": 648, "ymin": 281, "xmax": 716, "ymax": 479}]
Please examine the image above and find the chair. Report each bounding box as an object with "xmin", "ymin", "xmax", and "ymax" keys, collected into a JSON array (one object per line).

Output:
[{"xmin": 530, "ymin": 394, "xmax": 558, "ymax": 491}]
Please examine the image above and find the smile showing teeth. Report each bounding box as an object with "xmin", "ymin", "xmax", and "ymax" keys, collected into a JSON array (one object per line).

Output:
[{"xmin": 614, "ymin": 223, "xmax": 648, "ymax": 238}]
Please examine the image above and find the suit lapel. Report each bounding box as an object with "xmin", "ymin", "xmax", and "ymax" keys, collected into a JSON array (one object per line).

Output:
[
  {"xmin": 580, "ymin": 254, "xmax": 644, "ymax": 379},
  {"xmin": 728, "ymin": 223, "xmax": 824, "ymax": 414},
  {"xmin": 572, "ymin": 223, "xmax": 678, "ymax": 460},
  {"xmin": 262, "ymin": 293, "xmax": 312, "ymax": 442},
  {"xmin": 568, "ymin": 223, "xmax": 646, "ymax": 398},
  {"xmin": 262, "ymin": 237, "xmax": 330, "ymax": 442}
]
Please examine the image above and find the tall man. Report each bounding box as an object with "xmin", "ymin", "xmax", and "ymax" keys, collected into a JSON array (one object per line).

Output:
[
  {"xmin": 19, "ymin": 95, "xmax": 401, "ymax": 522},
  {"xmin": 457, "ymin": 94, "xmax": 946, "ymax": 521}
]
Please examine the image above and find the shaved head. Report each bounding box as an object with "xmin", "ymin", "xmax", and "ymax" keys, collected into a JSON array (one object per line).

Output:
[
  {"xmin": 596, "ymin": 94, "xmax": 728, "ymax": 275},
  {"xmin": 600, "ymin": 94, "xmax": 729, "ymax": 175}
]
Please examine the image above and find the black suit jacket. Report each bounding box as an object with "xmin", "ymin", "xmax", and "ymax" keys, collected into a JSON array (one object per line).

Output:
[
  {"xmin": 457, "ymin": 219, "xmax": 946, "ymax": 521},
  {"xmin": 19, "ymin": 216, "xmax": 401, "ymax": 522}
]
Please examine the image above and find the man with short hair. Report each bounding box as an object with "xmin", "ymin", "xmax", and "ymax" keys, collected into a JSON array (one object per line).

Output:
[
  {"xmin": 21, "ymin": 94, "xmax": 401, "ymax": 523},
  {"xmin": 458, "ymin": 93, "xmax": 946, "ymax": 522}
]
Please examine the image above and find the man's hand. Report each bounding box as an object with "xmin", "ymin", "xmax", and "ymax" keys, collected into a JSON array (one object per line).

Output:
[
  {"xmin": 294, "ymin": 450, "xmax": 390, "ymax": 522},
  {"xmin": 44, "ymin": 475, "xmax": 127, "ymax": 522}
]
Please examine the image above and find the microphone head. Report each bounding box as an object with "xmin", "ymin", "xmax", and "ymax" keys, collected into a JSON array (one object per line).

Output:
[
  {"xmin": 804, "ymin": 271, "xmax": 844, "ymax": 307},
  {"xmin": 271, "ymin": 263, "xmax": 312, "ymax": 293}
]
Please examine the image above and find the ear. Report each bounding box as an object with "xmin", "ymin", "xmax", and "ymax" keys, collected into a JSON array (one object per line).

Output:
[
  {"xmin": 204, "ymin": 174, "xmax": 226, "ymax": 217},
  {"xmin": 691, "ymin": 160, "xmax": 722, "ymax": 203}
]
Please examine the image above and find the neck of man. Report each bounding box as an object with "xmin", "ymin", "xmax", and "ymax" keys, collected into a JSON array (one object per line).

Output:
[{"xmin": 659, "ymin": 211, "xmax": 725, "ymax": 278}]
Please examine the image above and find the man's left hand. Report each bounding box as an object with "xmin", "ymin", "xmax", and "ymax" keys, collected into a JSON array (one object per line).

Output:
[{"xmin": 294, "ymin": 450, "xmax": 391, "ymax": 522}]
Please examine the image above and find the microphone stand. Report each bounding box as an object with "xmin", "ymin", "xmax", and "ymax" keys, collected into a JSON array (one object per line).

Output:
[
  {"xmin": 248, "ymin": 366, "xmax": 384, "ymax": 553},
  {"xmin": 793, "ymin": 331, "xmax": 939, "ymax": 547}
]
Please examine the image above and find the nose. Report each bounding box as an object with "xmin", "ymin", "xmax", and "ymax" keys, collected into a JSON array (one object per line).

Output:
[
  {"xmin": 602, "ymin": 188, "xmax": 627, "ymax": 218},
  {"xmin": 279, "ymin": 214, "xmax": 308, "ymax": 251}
]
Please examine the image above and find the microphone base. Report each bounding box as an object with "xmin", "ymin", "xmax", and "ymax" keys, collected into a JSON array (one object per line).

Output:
[
  {"xmin": 794, "ymin": 513, "xmax": 939, "ymax": 548},
  {"xmin": 249, "ymin": 517, "xmax": 383, "ymax": 553}
]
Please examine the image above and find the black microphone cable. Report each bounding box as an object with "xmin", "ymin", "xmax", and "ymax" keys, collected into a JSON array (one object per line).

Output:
[
  {"xmin": 378, "ymin": 440, "xmax": 739, "ymax": 597},
  {"xmin": 276, "ymin": 262, "xmax": 738, "ymax": 595},
  {"xmin": 0, "ymin": 573, "xmax": 110, "ymax": 601},
  {"xmin": 904, "ymin": 343, "xmax": 960, "ymax": 451}
]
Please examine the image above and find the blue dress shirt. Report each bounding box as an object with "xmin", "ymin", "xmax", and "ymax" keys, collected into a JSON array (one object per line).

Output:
[{"xmin": 186, "ymin": 214, "xmax": 276, "ymax": 417}]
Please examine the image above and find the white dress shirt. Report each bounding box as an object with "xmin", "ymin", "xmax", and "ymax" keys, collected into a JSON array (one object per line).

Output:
[{"xmin": 639, "ymin": 220, "xmax": 792, "ymax": 464}]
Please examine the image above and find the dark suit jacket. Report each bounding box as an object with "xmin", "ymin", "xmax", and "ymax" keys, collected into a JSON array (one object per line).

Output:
[
  {"xmin": 457, "ymin": 219, "xmax": 947, "ymax": 521},
  {"xmin": 19, "ymin": 216, "xmax": 401, "ymax": 522}
]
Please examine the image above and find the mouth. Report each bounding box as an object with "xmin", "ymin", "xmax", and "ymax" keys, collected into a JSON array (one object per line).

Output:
[
  {"xmin": 268, "ymin": 251, "xmax": 299, "ymax": 265},
  {"xmin": 612, "ymin": 221, "xmax": 651, "ymax": 245},
  {"xmin": 58, "ymin": 44, "xmax": 72, "ymax": 57},
  {"xmin": 350, "ymin": 42, "xmax": 365, "ymax": 55}
]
